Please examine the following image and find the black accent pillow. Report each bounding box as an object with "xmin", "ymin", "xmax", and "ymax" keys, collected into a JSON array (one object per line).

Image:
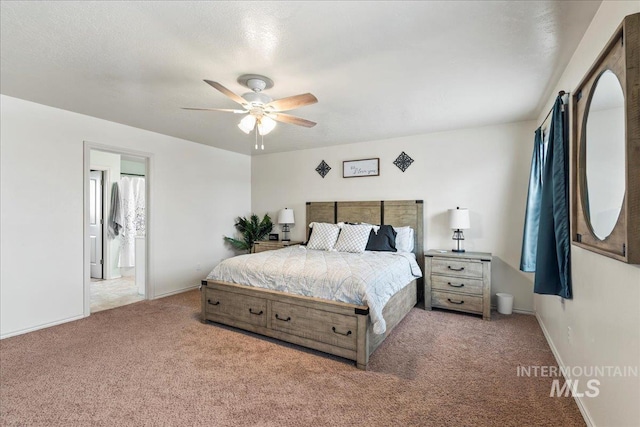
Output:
[{"xmin": 365, "ymin": 225, "xmax": 397, "ymax": 252}]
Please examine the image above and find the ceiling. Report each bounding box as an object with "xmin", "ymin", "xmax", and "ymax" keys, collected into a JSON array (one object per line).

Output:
[{"xmin": 0, "ymin": 1, "xmax": 601, "ymax": 155}]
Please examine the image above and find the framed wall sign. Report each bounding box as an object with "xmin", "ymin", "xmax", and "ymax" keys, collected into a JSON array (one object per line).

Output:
[{"xmin": 343, "ymin": 158, "xmax": 380, "ymax": 178}]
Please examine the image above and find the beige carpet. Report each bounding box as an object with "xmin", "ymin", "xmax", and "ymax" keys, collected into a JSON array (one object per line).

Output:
[{"xmin": 0, "ymin": 290, "xmax": 584, "ymax": 426}]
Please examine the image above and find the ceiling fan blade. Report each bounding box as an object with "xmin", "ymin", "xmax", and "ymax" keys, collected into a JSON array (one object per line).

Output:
[
  {"xmin": 182, "ymin": 107, "xmax": 247, "ymax": 113},
  {"xmin": 266, "ymin": 93, "xmax": 318, "ymax": 112},
  {"xmin": 268, "ymin": 113, "xmax": 317, "ymax": 128},
  {"xmin": 203, "ymin": 80, "xmax": 247, "ymax": 106}
]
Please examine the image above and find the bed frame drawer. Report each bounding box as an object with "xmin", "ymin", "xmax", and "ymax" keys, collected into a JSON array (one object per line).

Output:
[
  {"xmin": 431, "ymin": 275, "xmax": 484, "ymax": 295},
  {"xmin": 431, "ymin": 258, "xmax": 483, "ymax": 279},
  {"xmin": 205, "ymin": 288, "xmax": 267, "ymax": 327},
  {"xmin": 270, "ymin": 301, "xmax": 358, "ymax": 351},
  {"xmin": 431, "ymin": 290, "xmax": 483, "ymax": 314}
]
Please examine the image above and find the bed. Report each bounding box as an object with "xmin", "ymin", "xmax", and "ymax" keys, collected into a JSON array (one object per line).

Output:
[{"xmin": 200, "ymin": 200, "xmax": 424, "ymax": 369}]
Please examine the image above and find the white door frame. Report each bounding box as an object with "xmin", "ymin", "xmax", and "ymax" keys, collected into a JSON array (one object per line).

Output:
[{"xmin": 83, "ymin": 141, "xmax": 154, "ymax": 317}]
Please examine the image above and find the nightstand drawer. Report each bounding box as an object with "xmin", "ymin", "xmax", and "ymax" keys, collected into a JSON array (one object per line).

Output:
[
  {"xmin": 432, "ymin": 290, "xmax": 483, "ymax": 314},
  {"xmin": 432, "ymin": 258, "xmax": 483, "ymax": 279},
  {"xmin": 431, "ymin": 275, "xmax": 484, "ymax": 295},
  {"xmin": 253, "ymin": 241, "xmax": 302, "ymax": 253}
]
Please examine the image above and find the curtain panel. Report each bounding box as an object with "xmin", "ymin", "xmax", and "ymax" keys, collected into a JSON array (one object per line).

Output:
[
  {"xmin": 520, "ymin": 128, "xmax": 545, "ymax": 272},
  {"xmin": 521, "ymin": 96, "xmax": 572, "ymax": 299}
]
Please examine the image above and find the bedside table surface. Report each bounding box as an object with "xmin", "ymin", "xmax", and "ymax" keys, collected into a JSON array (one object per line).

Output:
[
  {"xmin": 253, "ymin": 240, "xmax": 303, "ymax": 254},
  {"xmin": 255, "ymin": 240, "xmax": 303, "ymax": 245},
  {"xmin": 425, "ymin": 250, "xmax": 492, "ymax": 261}
]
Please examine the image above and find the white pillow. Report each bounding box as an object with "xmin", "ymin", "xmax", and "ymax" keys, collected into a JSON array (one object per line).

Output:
[
  {"xmin": 394, "ymin": 226, "xmax": 415, "ymax": 252},
  {"xmin": 307, "ymin": 222, "xmax": 341, "ymax": 251},
  {"xmin": 334, "ymin": 224, "xmax": 373, "ymax": 253}
]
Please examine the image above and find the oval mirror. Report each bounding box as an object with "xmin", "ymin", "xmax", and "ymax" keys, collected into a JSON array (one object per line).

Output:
[{"xmin": 584, "ymin": 70, "xmax": 625, "ymax": 240}]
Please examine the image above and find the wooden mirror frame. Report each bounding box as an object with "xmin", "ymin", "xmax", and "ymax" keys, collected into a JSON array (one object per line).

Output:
[{"xmin": 571, "ymin": 13, "xmax": 639, "ymax": 264}]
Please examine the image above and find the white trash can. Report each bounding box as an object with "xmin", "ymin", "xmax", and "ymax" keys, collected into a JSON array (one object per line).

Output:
[{"xmin": 496, "ymin": 293, "xmax": 514, "ymax": 315}]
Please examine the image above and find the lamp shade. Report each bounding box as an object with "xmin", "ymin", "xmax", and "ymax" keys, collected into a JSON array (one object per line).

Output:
[
  {"xmin": 278, "ymin": 208, "xmax": 295, "ymax": 225},
  {"xmin": 449, "ymin": 208, "xmax": 470, "ymax": 230}
]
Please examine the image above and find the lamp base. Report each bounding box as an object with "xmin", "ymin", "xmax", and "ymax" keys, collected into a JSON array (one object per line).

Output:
[{"xmin": 452, "ymin": 229, "xmax": 465, "ymax": 253}]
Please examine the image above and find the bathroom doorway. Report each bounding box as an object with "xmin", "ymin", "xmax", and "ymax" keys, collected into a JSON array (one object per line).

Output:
[{"xmin": 84, "ymin": 144, "xmax": 151, "ymax": 315}]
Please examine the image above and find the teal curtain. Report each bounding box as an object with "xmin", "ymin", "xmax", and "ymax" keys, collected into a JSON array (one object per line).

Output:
[
  {"xmin": 533, "ymin": 97, "xmax": 572, "ymax": 299},
  {"xmin": 520, "ymin": 128, "xmax": 545, "ymax": 272}
]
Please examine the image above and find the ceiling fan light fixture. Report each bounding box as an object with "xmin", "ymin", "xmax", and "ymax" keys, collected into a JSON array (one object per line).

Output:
[
  {"xmin": 238, "ymin": 114, "xmax": 256, "ymax": 134},
  {"xmin": 185, "ymin": 75, "xmax": 316, "ymax": 145},
  {"xmin": 258, "ymin": 116, "xmax": 276, "ymax": 135},
  {"xmin": 257, "ymin": 116, "xmax": 277, "ymax": 135}
]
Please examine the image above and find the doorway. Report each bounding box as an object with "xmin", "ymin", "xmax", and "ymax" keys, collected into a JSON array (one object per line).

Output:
[{"xmin": 84, "ymin": 143, "xmax": 152, "ymax": 315}]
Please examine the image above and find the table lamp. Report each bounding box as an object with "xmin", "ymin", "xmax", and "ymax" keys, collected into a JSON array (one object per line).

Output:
[
  {"xmin": 278, "ymin": 208, "xmax": 295, "ymax": 242},
  {"xmin": 449, "ymin": 207, "xmax": 470, "ymax": 253}
]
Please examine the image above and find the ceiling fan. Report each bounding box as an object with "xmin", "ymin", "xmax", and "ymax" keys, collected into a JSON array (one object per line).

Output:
[{"xmin": 183, "ymin": 74, "xmax": 318, "ymax": 147}]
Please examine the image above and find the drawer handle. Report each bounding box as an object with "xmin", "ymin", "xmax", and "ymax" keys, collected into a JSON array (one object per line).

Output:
[
  {"xmin": 448, "ymin": 282, "xmax": 464, "ymax": 288},
  {"xmin": 447, "ymin": 266, "xmax": 465, "ymax": 272},
  {"xmin": 275, "ymin": 314, "xmax": 291, "ymax": 322},
  {"xmin": 207, "ymin": 299, "xmax": 220, "ymax": 306},
  {"xmin": 447, "ymin": 298, "xmax": 465, "ymax": 305},
  {"xmin": 332, "ymin": 327, "xmax": 352, "ymax": 337},
  {"xmin": 248, "ymin": 308, "xmax": 263, "ymax": 316}
]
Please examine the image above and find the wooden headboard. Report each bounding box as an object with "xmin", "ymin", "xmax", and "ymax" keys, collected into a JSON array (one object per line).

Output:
[{"xmin": 306, "ymin": 200, "xmax": 425, "ymax": 301}]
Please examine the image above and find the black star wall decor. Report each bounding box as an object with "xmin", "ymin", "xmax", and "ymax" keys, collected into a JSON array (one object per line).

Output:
[
  {"xmin": 316, "ymin": 160, "xmax": 331, "ymax": 178},
  {"xmin": 393, "ymin": 151, "xmax": 414, "ymax": 172}
]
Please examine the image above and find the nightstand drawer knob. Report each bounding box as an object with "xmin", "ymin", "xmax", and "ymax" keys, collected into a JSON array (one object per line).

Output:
[
  {"xmin": 207, "ymin": 299, "xmax": 220, "ymax": 306},
  {"xmin": 448, "ymin": 282, "xmax": 464, "ymax": 288},
  {"xmin": 248, "ymin": 308, "xmax": 263, "ymax": 316},
  {"xmin": 447, "ymin": 298, "xmax": 465, "ymax": 305},
  {"xmin": 447, "ymin": 266, "xmax": 465, "ymax": 272}
]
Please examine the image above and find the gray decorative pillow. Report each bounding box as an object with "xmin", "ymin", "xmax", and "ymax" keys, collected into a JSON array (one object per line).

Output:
[
  {"xmin": 307, "ymin": 222, "xmax": 341, "ymax": 251},
  {"xmin": 334, "ymin": 224, "xmax": 373, "ymax": 253}
]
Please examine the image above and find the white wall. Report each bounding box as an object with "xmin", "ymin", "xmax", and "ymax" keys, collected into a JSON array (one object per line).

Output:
[
  {"xmin": 90, "ymin": 150, "xmax": 122, "ymax": 279},
  {"xmin": 0, "ymin": 95, "xmax": 251, "ymax": 338},
  {"xmin": 252, "ymin": 120, "xmax": 536, "ymax": 312},
  {"xmin": 534, "ymin": 3, "xmax": 640, "ymax": 426}
]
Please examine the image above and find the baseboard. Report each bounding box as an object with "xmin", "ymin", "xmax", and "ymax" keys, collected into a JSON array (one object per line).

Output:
[
  {"xmin": 490, "ymin": 304, "xmax": 535, "ymax": 315},
  {"xmin": 535, "ymin": 313, "xmax": 595, "ymax": 427},
  {"xmin": 0, "ymin": 314, "xmax": 86, "ymax": 340},
  {"xmin": 152, "ymin": 284, "xmax": 200, "ymax": 299}
]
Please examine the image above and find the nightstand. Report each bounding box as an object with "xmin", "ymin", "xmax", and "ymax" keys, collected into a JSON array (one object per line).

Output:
[
  {"xmin": 424, "ymin": 250, "xmax": 492, "ymax": 320},
  {"xmin": 253, "ymin": 240, "xmax": 303, "ymax": 253}
]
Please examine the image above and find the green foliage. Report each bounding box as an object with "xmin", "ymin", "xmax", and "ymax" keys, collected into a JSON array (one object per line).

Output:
[{"xmin": 223, "ymin": 214, "xmax": 273, "ymax": 253}]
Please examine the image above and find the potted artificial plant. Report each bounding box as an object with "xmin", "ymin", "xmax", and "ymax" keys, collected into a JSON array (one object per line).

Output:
[{"xmin": 223, "ymin": 214, "xmax": 273, "ymax": 253}]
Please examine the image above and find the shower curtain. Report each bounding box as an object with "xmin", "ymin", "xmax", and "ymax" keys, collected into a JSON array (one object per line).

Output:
[{"xmin": 118, "ymin": 176, "xmax": 146, "ymax": 268}]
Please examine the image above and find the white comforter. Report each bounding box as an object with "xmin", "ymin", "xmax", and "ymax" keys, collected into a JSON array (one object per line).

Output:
[{"xmin": 206, "ymin": 246, "xmax": 422, "ymax": 334}]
